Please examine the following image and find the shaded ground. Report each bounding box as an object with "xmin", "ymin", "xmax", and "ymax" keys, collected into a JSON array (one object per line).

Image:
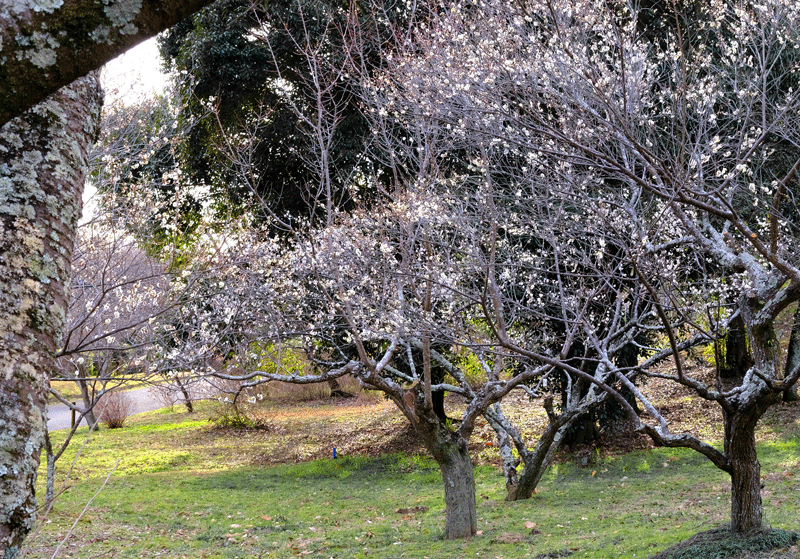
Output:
[{"xmin": 201, "ymin": 373, "xmax": 800, "ymax": 472}]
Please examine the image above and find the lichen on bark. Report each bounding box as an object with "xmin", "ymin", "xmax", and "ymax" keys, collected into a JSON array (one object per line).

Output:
[
  {"xmin": 0, "ymin": 72, "xmax": 101, "ymax": 558},
  {"xmin": 0, "ymin": 0, "xmax": 217, "ymax": 127},
  {"xmin": 103, "ymin": 0, "xmax": 143, "ymax": 32}
]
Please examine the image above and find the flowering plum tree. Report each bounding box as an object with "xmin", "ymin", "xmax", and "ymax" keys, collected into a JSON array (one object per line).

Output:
[
  {"xmin": 54, "ymin": 221, "xmax": 169, "ymax": 425},
  {"xmin": 152, "ymin": 0, "xmax": 690, "ymax": 534},
  {"xmin": 101, "ymin": 0, "xmax": 799, "ymax": 542},
  {"xmin": 43, "ymin": 216, "xmax": 172, "ymax": 511},
  {"xmin": 145, "ymin": 3, "xmax": 521, "ymax": 535},
  {"xmin": 371, "ymin": 0, "xmax": 800, "ymax": 535},
  {"xmin": 172, "ymin": 194, "xmax": 544, "ymax": 539},
  {"xmin": 43, "ymin": 88, "xmax": 236, "ymax": 517}
]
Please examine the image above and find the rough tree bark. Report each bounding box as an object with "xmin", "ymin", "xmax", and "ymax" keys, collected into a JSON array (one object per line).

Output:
[
  {"xmin": 725, "ymin": 299, "xmax": 786, "ymax": 534},
  {"xmin": 782, "ymin": 305, "xmax": 800, "ymax": 402},
  {"xmin": 718, "ymin": 314, "xmax": 753, "ymax": 380},
  {"xmin": 415, "ymin": 411, "xmax": 477, "ymax": 538},
  {"xmin": 0, "ymin": 74, "xmax": 102, "ymax": 558},
  {"xmin": 0, "ymin": 0, "xmax": 216, "ymax": 127},
  {"xmin": 724, "ymin": 403, "xmax": 771, "ymax": 534},
  {"xmin": 437, "ymin": 438, "xmax": 477, "ymax": 540}
]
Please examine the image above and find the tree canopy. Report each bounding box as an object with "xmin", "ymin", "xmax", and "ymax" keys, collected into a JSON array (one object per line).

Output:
[
  {"xmin": 153, "ymin": 0, "xmax": 800, "ymax": 538},
  {"xmin": 157, "ymin": 0, "xmax": 401, "ymax": 227}
]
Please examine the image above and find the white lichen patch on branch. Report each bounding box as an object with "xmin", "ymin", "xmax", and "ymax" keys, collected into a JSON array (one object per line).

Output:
[
  {"xmin": 14, "ymin": 30, "xmax": 58, "ymax": 68},
  {"xmin": 5, "ymin": 0, "xmax": 64, "ymax": 15},
  {"xmin": 104, "ymin": 0, "xmax": 144, "ymax": 35},
  {"xmin": 90, "ymin": 25, "xmax": 112, "ymax": 44},
  {"xmin": 33, "ymin": 0, "xmax": 64, "ymax": 12}
]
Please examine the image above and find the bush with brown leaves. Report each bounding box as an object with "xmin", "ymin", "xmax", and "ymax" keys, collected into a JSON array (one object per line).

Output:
[{"xmin": 97, "ymin": 391, "xmax": 134, "ymax": 429}]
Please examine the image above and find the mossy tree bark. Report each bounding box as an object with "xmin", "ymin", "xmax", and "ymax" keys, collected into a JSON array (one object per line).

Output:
[
  {"xmin": 0, "ymin": 74, "xmax": 102, "ymax": 559},
  {"xmin": 0, "ymin": 0, "xmax": 215, "ymax": 127},
  {"xmin": 718, "ymin": 313, "xmax": 754, "ymax": 380},
  {"xmin": 438, "ymin": 439, "xmax": 477, "ymax": 540},
  {"xmin": 421, "ymin": 425, "xmax": 477, "ymax": 539}
]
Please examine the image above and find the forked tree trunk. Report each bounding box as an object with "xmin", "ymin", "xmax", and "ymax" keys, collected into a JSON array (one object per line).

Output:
[
  {"xmin": 487, "ymin": 396, "xmax": 575, "ymax": 502},
  {"xmin": 0, "ymin": 75, "xmax": 102, "ymax": 557},
  {"xmin": 508, "ymin": 412, "xmax": 571, "ymax": 501}
]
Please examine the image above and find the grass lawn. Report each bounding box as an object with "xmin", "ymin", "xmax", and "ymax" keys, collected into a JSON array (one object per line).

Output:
[{"xmin": 26, "ymin": 395, "xmax": 800, "ymax": 559}]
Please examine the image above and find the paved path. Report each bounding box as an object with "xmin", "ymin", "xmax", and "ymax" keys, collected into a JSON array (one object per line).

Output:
[{"xmin": 47, "ymin": 387, "xmax": 166, "ymax": 431}]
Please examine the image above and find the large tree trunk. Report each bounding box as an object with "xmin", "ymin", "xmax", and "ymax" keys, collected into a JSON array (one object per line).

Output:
[
  {"xmin": 412, "ymin": 398, "xmax": 477, "ymax": 539},
  {"xmin": 725, "ymin": 406, "xmax": 768, "ymax": 534},
  {"xmin": 726, "ymin": 302, "xmax": 783, "ymax": 534},
  {"xmin": 0, "ymin": 74, "xmax": 102, "ymax": 558},
  {"xmin": 439, "ymin": 438, "xmax": 477, "ymax": 540}
]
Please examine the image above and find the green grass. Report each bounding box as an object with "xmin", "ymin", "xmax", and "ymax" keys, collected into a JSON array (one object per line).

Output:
[{"xmin": 26, "ymin": 402, "xmax": 800, "ymax": 559}]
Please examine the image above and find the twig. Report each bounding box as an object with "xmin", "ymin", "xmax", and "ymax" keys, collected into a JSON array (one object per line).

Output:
[{"xmin": 50, "ymin": 460, "xmax": 119, "ymax": 559}]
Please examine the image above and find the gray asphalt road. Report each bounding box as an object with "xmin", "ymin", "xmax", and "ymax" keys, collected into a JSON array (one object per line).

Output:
[{"xmin": 47, "ymin": 387, "xmax": 167, "ymax": 431}]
